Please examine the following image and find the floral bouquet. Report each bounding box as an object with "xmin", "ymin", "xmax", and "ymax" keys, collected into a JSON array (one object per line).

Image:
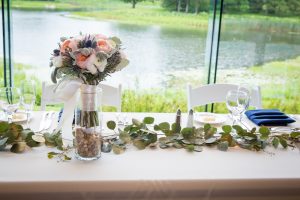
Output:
[
  {"xmin": 50, "ymin": 33, "xmax": 129, "ymax": 160},
  {"xmin": 50, "ymin": 33, "xmax": 129, "ymax": 85}
]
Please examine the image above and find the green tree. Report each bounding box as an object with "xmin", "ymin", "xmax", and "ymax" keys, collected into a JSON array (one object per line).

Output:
[
  {"xmin": 264, "ymin": 0, "xmax": 290, "ymax": 16},
  {"xmin": 223, "ymin": 0, "xmax": 249, "ymax": 12},
  {"xmin": 285, "ymin": 0, "xmax": 300, "ymax": 15},
  {"xmin": 122, "ymin": 0, "xmax": 145, "ymax": 8},
  {"xmin": 248, "ymin": 0, "xmax": 264, "ymax": 13}
]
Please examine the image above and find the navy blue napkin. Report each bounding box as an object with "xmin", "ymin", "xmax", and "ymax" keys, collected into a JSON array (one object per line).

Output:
[{"xmin": 245, "ymin": 109, "xmax": 296, "ymax": 126}]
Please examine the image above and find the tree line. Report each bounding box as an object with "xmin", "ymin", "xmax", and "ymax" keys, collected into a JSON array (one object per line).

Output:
[{"xmin": 123, "ymin": 0, "xmax": 300, "ymax": 16}]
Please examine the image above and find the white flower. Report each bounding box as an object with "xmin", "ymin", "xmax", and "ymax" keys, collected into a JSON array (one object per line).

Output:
[
  {"xmin": 94, "ymin": 59, "xmax": 107, "ymax": 72},
  {"xmin": 86, "ymin": 64, "xmax": 98, "ymax": 74},
  {"xmin": 52, "ymin": 56, "xmax": 63, "ymax": 68},
  {"xmin": 107, "ymin": 39, "xmax": 117, "ymax": 50}
]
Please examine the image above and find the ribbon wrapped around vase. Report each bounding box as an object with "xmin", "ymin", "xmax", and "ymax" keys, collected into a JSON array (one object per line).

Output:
[{"xmin": 53, "ymin": 79, "xmax": 82, "ymax": 137}]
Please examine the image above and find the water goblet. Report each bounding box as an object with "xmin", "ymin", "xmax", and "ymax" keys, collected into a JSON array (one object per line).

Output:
[
  {"xmin": 0, "ymin": 87, "xmax": 21, "ymax": 123},
  {"xmin": 238, "ymin": 83, "xmax": 252, "ymax": 110},
  {"xmin": 20, "ymin": 81, "xmax": 36, "ymax": 128},
  {"xmin": 226, "ymin": 90, "xmax": 249, "ymax": 125}
]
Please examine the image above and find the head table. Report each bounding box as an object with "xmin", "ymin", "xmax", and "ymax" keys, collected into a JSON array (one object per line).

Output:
[{"xmin": 0, "ymin": 111, "xmax": 300, "ymax": 200}]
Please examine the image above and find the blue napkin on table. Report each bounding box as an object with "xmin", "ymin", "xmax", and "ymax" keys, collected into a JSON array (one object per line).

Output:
[{"xmin": 245, "ymin": 109, "xmax": 296, "ymax": 126}]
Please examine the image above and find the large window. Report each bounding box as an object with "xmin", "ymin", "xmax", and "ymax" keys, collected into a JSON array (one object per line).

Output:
[
  {"xmin": 7, "ymin": 0, "xmax": 210, "ymax": 112},
  {"xmin": 216, "ymin": 0, "xmax": 300, "ymax": 113},
  {"xmin": 2, "ymin": 0, "xmax": 299, "ymax": 113}
]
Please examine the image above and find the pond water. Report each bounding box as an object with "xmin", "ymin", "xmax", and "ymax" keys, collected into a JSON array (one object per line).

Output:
[{"xmin": 3, "ymin": 10, "xmax": 300, "ymax": 89}]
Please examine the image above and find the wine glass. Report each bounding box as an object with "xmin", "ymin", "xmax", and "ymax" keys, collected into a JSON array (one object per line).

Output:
[
  {"xmin": 238, "ymin": 83, "xmax": 252, "ymax": 110},
  {"xmin": 226, "ymin": 90, "xmax": 249, "ymax": 125},
  {"xmin": 20, "ymin": 81, "xmax": 36, "ymax": 128},
  {"xmin": 0, "ymin": 87, "xmax": 21, "ymax": 123}
]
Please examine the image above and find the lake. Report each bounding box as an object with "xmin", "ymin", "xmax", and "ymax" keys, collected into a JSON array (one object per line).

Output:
[{"xmin": 2, "ymin": 10, "xmax": 300, "ymax": 89}]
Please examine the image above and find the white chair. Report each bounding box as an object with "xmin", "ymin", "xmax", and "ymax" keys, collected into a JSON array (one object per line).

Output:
[
  {"xmin": 99, "ymin": 83, "xmax": 122, "ymax": 112},
  {"xmin": 41, "ymin": 82, "xmax": 64, "ymax": 111},
  {"xmin": 41, "ymin": 82, "xmax": 122, "ymax": 112},
  {"xmin": 187, "ymin": 83, "xmax": 262, "ymax": 111}
]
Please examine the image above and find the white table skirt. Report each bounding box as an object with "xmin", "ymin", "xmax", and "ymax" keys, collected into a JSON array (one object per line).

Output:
[{"xmin": 0, "ymin": 112, "xmax": 300, "ymax": 200}]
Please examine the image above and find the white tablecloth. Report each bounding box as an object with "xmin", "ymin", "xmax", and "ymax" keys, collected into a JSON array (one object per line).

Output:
[{"xmin": 0, "ymin": 112, "xmax": 300, "ymax": 200}]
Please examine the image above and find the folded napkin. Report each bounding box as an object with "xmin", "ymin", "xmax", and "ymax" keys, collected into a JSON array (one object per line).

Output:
[{"xmin": 245, "ymin": 109, "xmax": 296, "ymax": 126}]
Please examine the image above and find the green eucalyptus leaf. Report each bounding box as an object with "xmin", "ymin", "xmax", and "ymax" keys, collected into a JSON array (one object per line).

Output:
[
  {"xmin": 158, "ymin": 137, "xmax": 168, "ymax": 144},
  {"xmin": 55, "ymin": 136, "xmax": 63, "ymax": 150},
  {"xmin": 154, "ymin": 125, "xmax": 160, "ymax": 131},
  {"xmin": 259, "ymin": 126, "xmax": 270, "ymax": 140},
  {"xmin": 220, "ymin": 132, "xmax": 235, "ymax": 147},
  {"xmin": 222, "ymin": 125, "xmax": 232, "ymax": 134},
  {"xmin": 185, "ymin": 144, "xmax": 194, "ymax": 152},
  {"xmin": 204, "ymin": 124, "xmax": 211, "ymax": 132},
  {"xmin": 132, "ymin": 119, "xmax": 143, "ymax": 127},
  {"xmin": 0, "ymin": 121, "xmax": 9, "ymax": 133},
  {"xmin": 48, "ymin": 151, "xmax": 59, "ymax": 159},
  {"xmin": 181, "ymin": 127, "xmax": 194, "ymax": 140},
  {"xmin": 232, "ymin": 125, "xmax": 245, "ymax": 136},
  {"xmin": 218, "ymin": 141, "xmax": 229, "ymax": 151},
  {"xmin": 119, "ymin": 132, "xmax": 131, "ymax": 143},
  {"xmin": 64, "ymin": 155, "xmax": 72, "ymax": 161},
  {"xmin": 204, "ymin": 127, "xmax": 217, "ymax": 139},
  {"xmin": 110, "ymin": 36, "xmax": 122, "ymax": 45},
  {"xmin": 10, "ymin": 142, "xmax": 26, "ymax": 153},
  {"xmin": 290, "ymin": 132, "xmax": 300, "ymax": 139},
  {"xmin": 124, "ymin": 125, "xmax": 132, "ymax": 132},
  {"xmin": 112, "ymin": 144, "xmax": 125, "ymax": 154},
  {"xmin": 279, "ymin": 137, "xmax": 288, "ymax": 148},
  {"xmin": 158, "ymin": 122, "xmax": 170, "ymax": 131},
  {"xmin": 272, "ymin": 137, "xmax": 279, "ymax": 148},
  {"xmin": 133, "ymin": 139, "xmax": 147, "ymax": 150},
  {"xmin": 195, "ymin": 127, "xmax": 204, "ymax": 137},
  {"xmin": 250, "ymin": 127, "xmax": 256, "ymax": 134},
  {"xmin": 143, "ymin": 117, "xmax": 154, "ymax": 124},
  {"xmin": 25, "ymin": 132, "xmax": 40, "ymax": 147},
  {"xmin": 107, "ymin": 121, "xmax": 116, "ymax": 130},
  {"xmin": 146, "ymin": 133, "xmax": 157, "ymax": 144},
  {"xmin": 259, "ymin": 126, "xmax": 270, "ymax": 135}
]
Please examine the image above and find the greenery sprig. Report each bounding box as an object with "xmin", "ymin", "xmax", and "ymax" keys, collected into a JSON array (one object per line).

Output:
[{"xmin": 104, "ymin": 117, "xmax": 300, "ymax": 154}]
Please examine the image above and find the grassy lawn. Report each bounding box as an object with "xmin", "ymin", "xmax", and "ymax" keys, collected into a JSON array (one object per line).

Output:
[{"xmin": 0, "ymin": 56, "xmax": 299, "ymax": 113}]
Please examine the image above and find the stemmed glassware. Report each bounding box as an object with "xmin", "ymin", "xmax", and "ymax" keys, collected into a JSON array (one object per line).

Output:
[
  {"xmin": 0, "ymin": 87, "xmax": 21, "ymax": 123},
  {"xmin": 237, "ymin": 83, "xmax": 252, "ymax": 110},
  {"xmin": 226, "ymin": 90, "xmax": 249, "ymax": 125},
  {"xmin": 20, "ymin": 81, "xmax": 36, "ymax": 128}
]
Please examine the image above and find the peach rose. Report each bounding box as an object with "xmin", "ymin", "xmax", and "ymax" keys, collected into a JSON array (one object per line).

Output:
[{"xmin": 60, "ymin": 38, "xmax": 78, "ymax": 53}]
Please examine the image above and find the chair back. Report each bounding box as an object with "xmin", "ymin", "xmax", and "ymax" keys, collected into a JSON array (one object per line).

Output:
[
  {"xmin": 41, "ymin": 82, "xmax": 63, "ymax": 111},
  {"xmin": 187, "ymin": 83, "xmax": 262, "ymax": 111},
  {"xmin": 41, "ymin": 82, "xmax": 122, "ymax": 112},
  {"xmin": 99, "ymin": 83, "xmax": 122, "ymax": 112}
]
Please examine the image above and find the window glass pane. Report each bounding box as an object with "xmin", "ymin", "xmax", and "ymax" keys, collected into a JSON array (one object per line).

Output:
[
  {"xmin": 0, "ymin": 4, "xmax": 3, "ymax": 86},
  {"xmin": 11, "ymin": 0, "xmax": 210, "ymax": 112},
  {"xmin": 216, "ymin": 0, "xmax": 300, "ymax": 113}
]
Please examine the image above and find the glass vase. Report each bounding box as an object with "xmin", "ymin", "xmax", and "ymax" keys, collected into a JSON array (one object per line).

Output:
[{"xmin": 74, "ymin": 84, "xmax": 102, "ymax": 161}]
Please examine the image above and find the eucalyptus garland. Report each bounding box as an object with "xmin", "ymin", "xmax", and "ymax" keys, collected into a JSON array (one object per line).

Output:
[{"xmin": 0, "ymin": 117, "xmax": 299, "ymax": 162}]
